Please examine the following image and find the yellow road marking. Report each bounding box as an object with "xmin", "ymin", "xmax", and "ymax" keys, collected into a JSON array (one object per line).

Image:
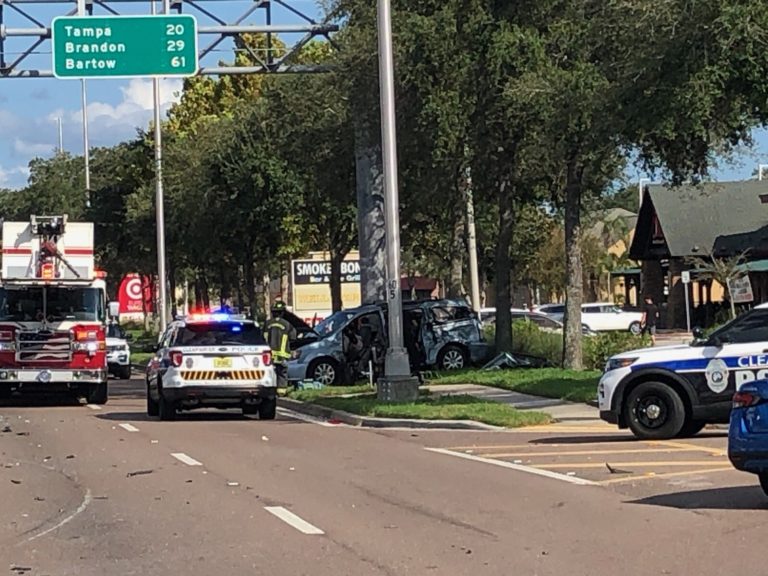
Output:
[
  {"xmin": 476, "ymin": 447, "xmax": 692, "ymax": 459},
  {"xmin": 532, "ymin": 460, "xmax": 727, "ymax": 470},
  {"xmin": 645, "ymin": 440, "xmax": 726, "ymax": 457},
  {"xmin": 597, "ymin": 467, "xmax": 734, "ymax": 485}
]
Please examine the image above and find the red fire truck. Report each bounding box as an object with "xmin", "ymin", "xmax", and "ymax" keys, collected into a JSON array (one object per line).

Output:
[{"xmin": 0, "ymin": 215, "xmax": 109, "ymax": 404}]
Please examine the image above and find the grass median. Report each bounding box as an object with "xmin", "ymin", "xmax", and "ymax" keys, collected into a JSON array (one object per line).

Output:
[
  {"xmin": 428, "ymin": 368, "xmax": 601, "ymax": 404},
  {"xmin": 287, "ymin": 386, "xmax": 551, "ymax": 428}
]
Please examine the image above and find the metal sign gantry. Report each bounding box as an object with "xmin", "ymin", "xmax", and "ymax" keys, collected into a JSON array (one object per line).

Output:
[{"xmin": 0, "ymin": 0, "xmax": 339, "ymax": 78}]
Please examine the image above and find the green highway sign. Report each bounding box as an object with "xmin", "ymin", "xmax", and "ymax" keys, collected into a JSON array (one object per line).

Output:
[{"xmin": 52, "ymin": 15, "xmax": 198, "ymax": 79}]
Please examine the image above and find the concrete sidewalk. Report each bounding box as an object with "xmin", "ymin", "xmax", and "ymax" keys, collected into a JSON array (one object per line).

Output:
[{"xmin": 426, "ymin": 383, "xmax": 600, "ymax": 423}]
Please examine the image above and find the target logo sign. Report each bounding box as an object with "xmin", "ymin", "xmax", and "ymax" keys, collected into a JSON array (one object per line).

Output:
[{"xmin": 118, "ymin": 274, "xmax": 154, "ymax": 314}]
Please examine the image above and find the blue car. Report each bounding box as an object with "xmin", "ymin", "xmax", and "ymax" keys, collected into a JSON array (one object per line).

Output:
[{"xmin": 728, "ymin": 380, "xmax": 768, "ymax": 494}]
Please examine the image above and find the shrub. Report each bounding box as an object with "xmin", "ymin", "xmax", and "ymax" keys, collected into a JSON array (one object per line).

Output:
[
  {"xmin": 583, "ymin": 332, "xmax": 650, "ymax": 371},
  {"xmin": 485, "ymin": 321, "xmax": 649, "ymax": 370}
]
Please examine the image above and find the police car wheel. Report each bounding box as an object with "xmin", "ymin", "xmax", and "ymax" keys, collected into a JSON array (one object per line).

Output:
[
  {"xmin": 259, "ymin": 397, "xmax": 277, "ymax": 420},
  {"xmin": 158, "ymin": 392, "xmax": 177, "ymax": 421},
  {"xmin": 677, "ymin": 419, "xmax": 706, "ymax": 438},
  {"xmin": 625, "ymin": 382, "xmax": 685, "ymax": 440},
  {"xmin": 758, "ymin": 473, "xmax": 768, "ymax": 497},
  {"xmin": 146, "ymin": 382, "xmax": 159, "ymax": 417},
  {"xmin": 629, "ymin": 322, "xmax": 642, "ymax": 335}
]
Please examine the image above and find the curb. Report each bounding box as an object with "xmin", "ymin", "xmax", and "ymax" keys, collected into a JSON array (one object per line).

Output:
[{"xmin": 277, "ymin": 397, "xmax": 504, "ymax": 431}]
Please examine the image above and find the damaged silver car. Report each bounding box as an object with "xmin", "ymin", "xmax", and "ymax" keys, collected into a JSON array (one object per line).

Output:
[{"xmin": 285, "ymin": 299, "xmax": 492, "ymax": 386}]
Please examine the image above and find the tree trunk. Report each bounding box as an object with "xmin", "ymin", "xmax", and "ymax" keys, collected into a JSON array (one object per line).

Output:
[
  {"xmin": 243, "ymin": 251, "xmax": 256, "ymax": 317},
  {"xmin": 262, "ymin": 272, "xmax": 272, "ymax": 319},
  {"xmin": 447, "ymin": 206, "xmax": 465, "ymax": 299},
  {"xmin": 355, "ymin": 119, "xmax": 387, "ymax": 304},
  {"xmin": 200, "ymin": 274, "xmax": 210, "ymax": 310},
  {"xmin": 494, "ymin": 179, "xmax": 514, "ymax": 354},
  {"xmin": 194, "ymin": 278, "xmax": 204, "ymax": 310},
  {"xmin": 563, "ymin": 164, "xmax": 584, "ymax": 370},
  {"xmin": 330, "ymin": 250, "xmax": 344, "ymax": 312}
]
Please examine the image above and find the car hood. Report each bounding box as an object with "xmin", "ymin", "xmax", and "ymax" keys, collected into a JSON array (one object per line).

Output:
[
  {"xmin": 106, "ymin": 337, "xmax": 129, "ymax": 347},
  {"xmin": 612, "ymin": 343, "xmax": 697, "ymax": 362}
]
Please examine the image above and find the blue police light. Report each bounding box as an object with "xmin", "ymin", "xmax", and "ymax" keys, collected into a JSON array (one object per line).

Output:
[
  {"xmin": 211, "ymin": 313, "xmax": 230, "ymax": 322},
  {"xmin": 230, "ymin": 325, "xmax": 242, "ymax": 333}
]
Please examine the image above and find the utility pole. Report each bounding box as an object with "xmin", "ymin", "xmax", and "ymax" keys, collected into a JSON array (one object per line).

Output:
[
  {"xmin": 153, "ymin": 0, "xmax": 169, "ymax": 331},
  {"xmin": 376, "ymin": 0, "xmax": 418, "ymax": 401},
  {"xmin": 465, "ymin": 158, "xmax": 481, "ymax": 312}
]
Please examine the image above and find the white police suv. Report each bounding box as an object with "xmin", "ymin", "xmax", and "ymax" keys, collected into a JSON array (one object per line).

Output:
[
  {"xmin": 146, "ymin": 313, "xmax": 276, "ymax": 421},
  {"xmin": 600, "ymin": 303, "xmax": 768, "ymax": 439}
]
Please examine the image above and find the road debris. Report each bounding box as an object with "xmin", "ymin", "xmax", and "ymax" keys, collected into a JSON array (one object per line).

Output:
[
  {"xmin": 65, "ymin": 454, "xmax": 75, "ymax": 459},
  {"xmin": 605, "ymin": 463, "xmax": 631, "ymax": 475},
  {"xmin": 126, "ymin": 469, "xmax": 154, "ymax": 478},
  {"xmin": 261, "ymin": 435, "xmax": 269, "ymax": 442},
  {"xmin": 10, "ymin": 479, "xmax": 22, "ymax": 484}
]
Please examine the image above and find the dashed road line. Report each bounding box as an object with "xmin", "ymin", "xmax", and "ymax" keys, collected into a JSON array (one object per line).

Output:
[
  {"xmin": 86, "ymin": 404, "xmax": 102, "ymax": 410},
  {"xmin": 119, "ymin": 423, "xmax": 140, "ymax": 433},
  {"xmin": 264, "ymin": 506, "xmax": 325, "ymax": 535},
  {"xmin": 597, "ymin": 467, "xmax": 734, "ymax": 485},
  {"xmin": 424, "ymin": 447, "xmax": 596, "ymax": 486},
  {"xmin": 171, "ymin": 452, "xmax": 203, "ymax": 466}
]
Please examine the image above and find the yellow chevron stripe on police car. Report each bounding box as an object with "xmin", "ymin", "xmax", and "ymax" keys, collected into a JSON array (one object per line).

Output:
[{"xmin": 180, "ymin": 370, "xmax": 265, "ymax": 381}]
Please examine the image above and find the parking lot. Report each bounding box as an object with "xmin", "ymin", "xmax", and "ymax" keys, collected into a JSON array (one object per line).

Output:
[{"xmin": 407, "ymin": 422, "xmax": 766, "ymax": 508}]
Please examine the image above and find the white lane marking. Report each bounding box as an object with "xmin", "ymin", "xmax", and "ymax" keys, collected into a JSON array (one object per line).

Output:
[
  {"xmin": 119, "ymin": 423, "xmax": 140, "ymax": 433},
  {"xmin": 171, "ymin": 452, "xmax": 203, "ymax": 466},
  {"xmin": 276, "ymin": 407, "xmax": 339, "ymax": 427},
  {"xmin": 86, "ymin": 404, "xmax": 102, "ymax": 410},
  {"xmin": 424, "ymin": 447, "xmax": 596, "ymax": 486},
  {"xmin": 264, "ymin": 506, "xmax": 324, "ymax": 535},
  {"xmin": 25, "ymin": 489, "xmax": 93, "ymax": 543}
]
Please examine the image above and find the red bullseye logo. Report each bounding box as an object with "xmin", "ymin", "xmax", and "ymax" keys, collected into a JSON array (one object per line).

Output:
[{"xmin": 125, "ymin": 277, "xmax": 143, "ymax": 300}]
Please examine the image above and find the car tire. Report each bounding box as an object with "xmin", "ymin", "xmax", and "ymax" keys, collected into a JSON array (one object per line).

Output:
[
  {"xmin": 624, "ymin": 381, "xmax": 685, "ymax": 440},
  {"xmin": 629, "ymin": 321, "xmax": 642, "ymax": 335},
  {"xmin": 677, "ymin": 419, "xmax": 706, "ymax": 438},
  {"xmin": 438, "ymin": 345, "xmax": 468, "ymax": 371},
  {"xmin": 759, "ymin": 473, "xmax": 768, "ymax": 497},
  {"xmin": 258, "ymin": 397, "xmax": 277, "ymax": 420},
  {"xmin": 308, "ymin": 359, "xmax": 340, "ymax": 386},
  {"xmin": 242, "ymin": 404, "xmax": 258, "ymax": 416},
  {"xmin": 86, "ymin": 382, "xmax": 108, "ymax": 405},
  {"xmin": 158, "ymin": 390, "xmax": 177, "ymax": 421},
  {"xmin": 119, "ymin": 365, "xmax": 132, "ymax": 380},
  {"xmin": 146, "ymin": 381, "xmax": 159, "ymax": 417}
]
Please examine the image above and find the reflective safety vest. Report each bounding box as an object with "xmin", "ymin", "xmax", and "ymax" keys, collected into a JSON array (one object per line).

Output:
[{"xmin": 265, "ymin": 318, "xmax": 292, "ymax": 362}]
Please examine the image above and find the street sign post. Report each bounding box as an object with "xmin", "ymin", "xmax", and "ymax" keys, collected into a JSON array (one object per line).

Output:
[
  {"xmin": 52, "ymin": 15, "xmax": 198, "ymax": 78},
  {"xmin": 681, "ymin": 270, "xmax": 691, "ymax": 333}
]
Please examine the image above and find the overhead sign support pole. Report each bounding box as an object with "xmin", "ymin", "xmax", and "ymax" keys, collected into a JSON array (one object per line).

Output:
[{"xmin": 153, "ymin": 0, "xmax": 169, "ymax": 331}]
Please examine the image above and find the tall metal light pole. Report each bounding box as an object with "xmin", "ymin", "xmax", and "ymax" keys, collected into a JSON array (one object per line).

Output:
[
  {"xmin": 465, "ymin": 160, "xmax": 481, "ymax": 311},
  {"xmin": 377, "ymin": 0, "xmax": 418, "ymax": 401},
  {"xmin": 77, "ymin": 0, "xmax": 90, "ymax": 206},
  {"xmin": 153, "ymin": 0, "xmax": 169, "ymax": 331}
]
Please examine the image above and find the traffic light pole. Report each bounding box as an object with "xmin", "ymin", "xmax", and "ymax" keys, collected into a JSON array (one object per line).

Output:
[{"xmin": 377, "ymin": 0, "xmax": 418, "ymax": 401}]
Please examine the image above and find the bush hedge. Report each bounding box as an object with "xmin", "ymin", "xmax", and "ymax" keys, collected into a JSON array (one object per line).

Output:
[{"xmin": 485, "ymin": 320, "xmax": 650, "ymax": 371}]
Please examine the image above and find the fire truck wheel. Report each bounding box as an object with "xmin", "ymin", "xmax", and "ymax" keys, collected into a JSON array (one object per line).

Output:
[
  {"xmin": 146, "ymin": 382, "xmax": 159, "ymax": 417},
  {"xmin": 87, "ymin": 382, "xmax": 108, "ymax": 405},
  {"xmin": 158, "ymin": 392, "xmax": 177, "ymax": 421}
]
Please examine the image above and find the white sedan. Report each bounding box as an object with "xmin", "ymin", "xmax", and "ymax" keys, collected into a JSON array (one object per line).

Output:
[{"xmin": 536, "ymin": 303, "xmax": 644, "ymax": 334}]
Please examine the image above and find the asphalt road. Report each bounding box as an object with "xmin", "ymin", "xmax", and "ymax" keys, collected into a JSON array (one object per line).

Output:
[{"xmin": 1, "ymin": 378, "xmax": 765, "ymax": 576}]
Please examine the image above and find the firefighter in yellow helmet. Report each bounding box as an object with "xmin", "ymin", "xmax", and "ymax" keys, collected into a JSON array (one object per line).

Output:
[{"xmin": 264, "ymin": 301, "xmax": 296, "ymax": 387}]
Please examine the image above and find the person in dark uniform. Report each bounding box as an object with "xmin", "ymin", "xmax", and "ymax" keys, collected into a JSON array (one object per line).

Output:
[
  {"xmin": 264, "ymin": 301, "xmax": 296, "ymax": 387},
  {"xmin": 641, "ymin": 295, "xmax": 659, "ymax": 345}
]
